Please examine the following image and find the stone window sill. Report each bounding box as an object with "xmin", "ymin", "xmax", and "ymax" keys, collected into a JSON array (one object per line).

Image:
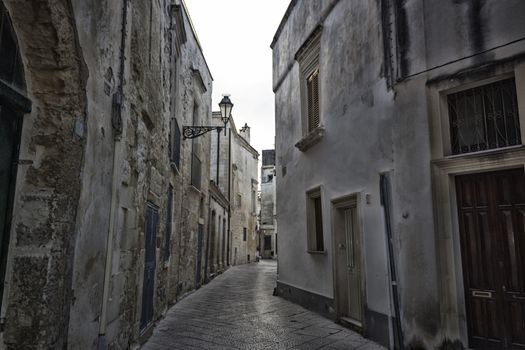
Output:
[
  {"xmin": 307, "ymin": 250, "xmax": 326, "ymax": 255},
  {"xmin": 295, "ymin": 126, "xmax": 325, "ymax": 152}
]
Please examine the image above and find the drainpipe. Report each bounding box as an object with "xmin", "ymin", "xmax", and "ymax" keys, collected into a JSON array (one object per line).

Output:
[
  {"xmin": 380, "ymin": 173, "xmax": 404, "ymax": 350},
  {"xmin": 98, "ymin": 0, "xmax": 128, "ymax": 348}
]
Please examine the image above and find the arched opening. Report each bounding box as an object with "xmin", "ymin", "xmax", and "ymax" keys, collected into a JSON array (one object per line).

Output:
[{"xmin": 0, "ymin": 2, "xmax": 30, "ymax": 312}]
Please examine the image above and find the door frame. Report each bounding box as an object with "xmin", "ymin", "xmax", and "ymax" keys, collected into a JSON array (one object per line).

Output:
[
  {"xmin": 431, "ymin": 151, "xmax": 525, "ymax": 345},
  {"xmin": 331, "ymin": 192, "xmax": 366, "ymax": 332}
]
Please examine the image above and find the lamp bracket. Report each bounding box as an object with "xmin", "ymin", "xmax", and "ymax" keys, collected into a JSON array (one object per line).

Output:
[{"xmin": 183, "ymin": 125, "xmax": 224, "ymax": 139}]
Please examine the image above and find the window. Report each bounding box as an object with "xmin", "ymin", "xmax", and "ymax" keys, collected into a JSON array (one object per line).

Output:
[
  {"xmin": 306, "ymin": 68, "xmax": 320, "ymax": 132},
  {"xmin": 236, "ymin": 194, "xmax": 242, "ymax": 208},
  {"xmin": 295, "ymin": 26, "xmax": 323, "ymax": 152},
  {"xmin": 448, "ymin": 78, "xmax": 521, "ymax": 155},
  {"xmin": 191, "ymin": 102, "xmax": 201, "ymax": 189},
  {"xmin": 264, "ymin": 236, "xmax": 272, "ymax": 250},
  {"xmin": 306, "ymin": 187, "xmax": 324, "ymax": 252},
  {"xmin": 296, "ymin": 27, "xmax": 321, "ymax": 135},
  {"xmin": 170, "ymin": 118, "xmax": 181, "ymax": 168},
  {"xmin": 243, "ymin": 228, "xmax": 247, "ymax": 242},
  {"xmin": 251, "ymin": 189, "xmax": 256, "ymax": 213},
  {"xmin": 191, "ymin": 153, "xmax": 201, "ymax": 189},
  {"xmin": 164, "ymin": 186, "xmax": 173, "ymax": 262}
]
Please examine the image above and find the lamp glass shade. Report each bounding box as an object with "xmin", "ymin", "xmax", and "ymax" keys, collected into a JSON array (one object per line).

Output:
[{"xmin": 219, "ymin": 95, "xmax": 233, "ymax": 124}]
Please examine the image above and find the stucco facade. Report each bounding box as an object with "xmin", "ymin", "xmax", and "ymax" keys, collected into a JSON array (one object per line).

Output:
[
  {"xmin": 0, "ymin": 0, "xmax": 214, "ymax": 348},
  {"xmin": 272, "ymin": 0, "xmax": 525, "ymax": 349}
]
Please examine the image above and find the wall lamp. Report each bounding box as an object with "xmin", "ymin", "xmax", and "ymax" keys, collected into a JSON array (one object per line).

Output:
[{"xmin": 182, "ymin": 95, "xmax": 233, "ymax": 139}]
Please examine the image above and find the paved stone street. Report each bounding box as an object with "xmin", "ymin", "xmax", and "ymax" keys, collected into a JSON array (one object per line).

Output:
[{"xmin": 142, "ymin": 260, "xmax": 385, "ymax": 350}]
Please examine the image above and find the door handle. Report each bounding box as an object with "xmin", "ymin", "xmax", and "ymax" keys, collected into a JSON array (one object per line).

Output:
[
  {"xmin": 472, "ymin": 290, "xmax": 493, "ymax": 298},
  {"xmin": 338, "ymin": 243, "xmax": 345, "ymax": 249}
]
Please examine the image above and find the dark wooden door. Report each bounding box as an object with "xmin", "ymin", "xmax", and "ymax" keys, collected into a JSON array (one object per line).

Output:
[
  {"xmin": 456, "ymin": 169, "xmax": 525, "ymax": 350},
  {"xmin": 0, "ymin": 105, "xmax": 22, "ymax": 308},
  {"xmin": 140, "ymin": 204, "xmax": 158, "ymax": 330},
  {"xmin": 195, "ymin": 224, "xmax": 204, "ymax": 288}
]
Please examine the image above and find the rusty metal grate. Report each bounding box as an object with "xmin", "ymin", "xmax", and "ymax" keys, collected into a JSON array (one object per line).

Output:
[{"xmin": 448, "ymin": 78, "xmax": 521, "ymax": 155}]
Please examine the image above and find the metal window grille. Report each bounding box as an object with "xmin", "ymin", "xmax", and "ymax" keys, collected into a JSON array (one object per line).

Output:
[
  {"xmin": 307, "ymin": 68, "xmax": 320, "ymax": 133},
  {"xmin": 448, "ymin": 78, "xmax": 521, "ymax": 155},
  {"xmin": 191, "ymin": 152, "xmax": 201, "ymax": 189}
]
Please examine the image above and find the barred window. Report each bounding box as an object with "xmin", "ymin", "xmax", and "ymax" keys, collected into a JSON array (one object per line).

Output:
[{"xmin": 448, "ymin": 78, "xmax": 521, "ymax": 155}]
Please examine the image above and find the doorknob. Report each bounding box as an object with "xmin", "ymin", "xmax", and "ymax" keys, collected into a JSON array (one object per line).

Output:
[
  {"xmin": 338, "ymin": 243, "xmax": 345, "ymax": 249},
  {"xmin": 502, "ymin": 285, "xmax": 506, "ymax": 292}
]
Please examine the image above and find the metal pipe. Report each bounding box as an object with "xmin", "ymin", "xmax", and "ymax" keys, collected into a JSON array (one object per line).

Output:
[
  {"xmin": 380, "ymin": 173, "xmax": 404, "ymax": 350},
  {"xmin": 98, "ymin": 0, "xmax": 128, "ymax": 347}
]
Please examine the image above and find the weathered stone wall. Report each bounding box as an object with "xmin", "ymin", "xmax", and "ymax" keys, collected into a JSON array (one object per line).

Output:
[
  {"xmin": 1, "ymin": 0, "xmax": 87, "ymax": 348},
  {"xmin": 1, "ymin": 0, "xmax": 213, "ymax": 348}
]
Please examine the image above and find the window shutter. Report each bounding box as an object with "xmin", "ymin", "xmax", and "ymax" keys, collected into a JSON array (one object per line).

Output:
[
  {"xmin": 307, "ymin": 69, "xmax": 320, "ymax": 133},
  {"xmin": 314, "ymin": 196, "xmax": 324, "ymax": 251}
]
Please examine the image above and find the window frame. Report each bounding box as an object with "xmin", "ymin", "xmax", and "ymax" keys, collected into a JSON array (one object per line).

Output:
[
  {"xmin": 297, "ymin": 28, "xmax": 321, "ymax": 137},
  {"xmin": 306, "ymin": 186, "xmax": 325, "ymax": 254},
  {"xmin": 432, "ymin": 70, "xmax": 525, "ymax": 159},
  {"xmin": 294, "ymin": 27, "xmax": 324, "ymax": 152},
  {"xmin": 444, "ymin": 75, "xmax": 522, "ymax": 156}
]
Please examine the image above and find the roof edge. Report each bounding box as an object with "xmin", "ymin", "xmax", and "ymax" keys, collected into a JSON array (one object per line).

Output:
[{"xmin": 270, "ymin": 0, "xmax": 298, "ymax": 49}]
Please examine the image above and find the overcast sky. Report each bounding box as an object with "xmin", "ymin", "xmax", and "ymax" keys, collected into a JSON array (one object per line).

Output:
[{"xmin": 184, "ymin": 0, "xmax": 291, "ymax": 155}]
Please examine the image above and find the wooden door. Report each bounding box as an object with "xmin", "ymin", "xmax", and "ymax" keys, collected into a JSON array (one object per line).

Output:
[
  {"xmin": 456, "ymin": 169, "xmax": 525, "ymax": 349},
  {"xmin": 195, "ymin": 223, "xmax": 204, "ymax": 288},
  {"xmin": 0, "ymin": 105, "xmax": 22, "ymax": 308},
  {"xmin": 140, "ymin": 204, "xmax": 158, "ymax": 330},
  {"xmin": 334, "ymin": 201, "xmax": 364, "ymax": 329}
]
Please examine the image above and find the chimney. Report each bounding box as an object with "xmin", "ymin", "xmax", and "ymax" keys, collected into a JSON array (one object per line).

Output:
[{"xmin": 240, "ymin": 123, "xmax": 250, "ymax": 143}]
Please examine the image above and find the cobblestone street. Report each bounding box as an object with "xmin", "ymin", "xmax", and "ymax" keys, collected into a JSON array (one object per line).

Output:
[{"xmin": 142, "ymin": 261, "xmax": 385, "ymax": 350}]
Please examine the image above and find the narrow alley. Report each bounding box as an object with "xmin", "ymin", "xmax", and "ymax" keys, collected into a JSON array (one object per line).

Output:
[{"xmin": 142, "ymin": 261, "xmax": 383, "ymax": 350}]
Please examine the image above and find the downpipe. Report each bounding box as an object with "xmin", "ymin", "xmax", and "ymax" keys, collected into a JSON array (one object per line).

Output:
[
  {"xmin": 380, "ymin": 173, "xmax": 404, "ymax": 350},
  {"xmin": 98, "ymin": 0, "xmax": 129, "ymax": 348}
]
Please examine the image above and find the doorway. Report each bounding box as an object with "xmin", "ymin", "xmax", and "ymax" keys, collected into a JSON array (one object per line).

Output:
[
  {"xmin": 456, "ymin": 168, "xmax": 525, "ymax": 349},
  {"xmin": 140, "ymin": 203, "xmax": 158, "ymax": 331},
  {"xmin": 332, "ymin": 195, "xmax": 364, "ymax": 330},
  {"xmin": 195, "ymin": 223, "xmax": 204, "ymax": 288}
]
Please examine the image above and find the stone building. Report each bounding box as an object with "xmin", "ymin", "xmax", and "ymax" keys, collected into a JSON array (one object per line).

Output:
[
  {"xmin": 210, "ymin": 112, "xmax": 259, "ymax": 267},
  {"xmin": 0, "ymin": 0, "xmax": 214, "ymax": 348},
  {"xmin": 208, "ymin": 112, "xmax": 231, "ymax": 274},
  {"xmin": 260, "ymin": 150, "xmax": 277, "ymax": 259},
  {"xmin": 272, "ymin": 0, "xmax": 525, "ymax": 349}
]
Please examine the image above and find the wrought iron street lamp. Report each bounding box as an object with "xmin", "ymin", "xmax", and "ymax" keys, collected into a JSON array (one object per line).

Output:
[{"xmin": 182, "ymin": 95, "xmax": 233, "ymax": 139}]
